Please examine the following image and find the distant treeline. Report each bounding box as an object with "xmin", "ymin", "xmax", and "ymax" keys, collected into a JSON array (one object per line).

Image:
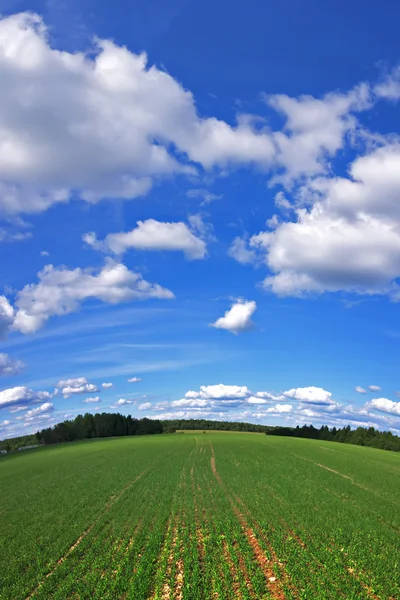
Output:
[
  {"xmin": 161, "ymin": 418, "xmax": 274, "ymax": 434},
  {"xmin": 267, "ymin": 424, "xmax": 400, "ymax": 452},
  {"xmin": 36, "ymin": 413, "xmax": 163, "ymax": 445},
  {"xmin": 1, "ymin": 415, "xmax": 399, "ymax": 453},
  {"xmin": 0, "ymin": 433, "xmax": 38, "ymax": 453}
]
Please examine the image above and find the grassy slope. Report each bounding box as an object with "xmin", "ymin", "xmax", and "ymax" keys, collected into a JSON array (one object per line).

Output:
[{"xmin": 0, "ymin": 434, "xmax": 399, "ymax": 600}]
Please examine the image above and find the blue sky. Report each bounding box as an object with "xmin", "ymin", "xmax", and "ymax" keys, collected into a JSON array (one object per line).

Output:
[{"xmin": 1, "ymin": 0, "xmax": 400, "ymax": 438}]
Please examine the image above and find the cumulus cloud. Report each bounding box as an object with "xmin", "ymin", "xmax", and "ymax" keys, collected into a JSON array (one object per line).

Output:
[
  {"xmin": 375, "ymin": 67, "xmax": 400, "ymax": 100},
  {"xmin": 367, "ymin": 398, "xmax": 400, "ymax": 416},
  {"xmin": 0, "ymin": 353, "xmax": 24, "ymax": 376},
  {"xmin": 267, "ymin": 84, "xmax": 370, "ymax": 183},
  {"xmin": 9, "ymin": 405, "xmax": 29, "ymax": 413},
  {"xmin": 84, "ymin": 219, "xmax": 207, "ymax": 260},
  {"xmin": 247, "ymin": 396, "xmax": 269, "ymax": 405},
  {"xmin": 211, "ymin": 299, "xmax": 256, "ymax": 334},
  {"xmin": 283, "ymin": 386, "xmax": 334, "ymax": 406},
  {"xmin": 83, "ymin": 396, "xmax": 101, "ymax": 403},
  {"xmin": 115, "ymin": 398, "xmax": 134, "ymax": 405},
  {"xmin": 9, "ymin": 259, "xmax": 173, "ymax": 334},
  {"xmin": 149, "ymin": 410, "xmax": 218, "ymax": 421},
  {"xmin": 355, "ymin": 386, "xmax": 366, "ymax": 394},
  {"xmin": 0, "ymin": 12, "xmax": 284, "ymax": 216},
  {"xmin": 101, "ymin": 383, "xmax": 113, "ymax": 389},
  {"xmin": 368, "ymin": 385, "xmax": 381, "ymax": 392},
  {"xmin": 185, "ymin": 384, "xmax": 250, "ymax": 400},
  {"xmin": 0, "ymin": 386, "xmax": 51, "ymax": 409},
  {"xmin": 138, "ymin": 402, "xmax": 152, "ymax": 410},
  {"xmin": 228, "ymin": 237, "xmax": 258, "ymax": 265},
  {"xmin": 171, "ymin": 398, "xmax": 209, "ymax": 408},
  {"xmin": 168, "ymin": 384, "xmax": 266, "ymax": 413},
  {"xmin": 167, "ymin": 384, "xmax": 252, "ymax": 412},
  {"xmin": 25, "ymin": 402, "xmax": 53, "ymax": 419},
  {"xmin": 55, "ymin": 377, "xmax": 99, "ymax": 398},
  {"xmin": 246, "ymin": 392, "xmax": 285, "ymax": 405},
  {"xmin": 264, "ymin": 403, "xmax": 293, "ymax": 414},
  {"xmin": 0, "ymin": 296, "xmax": 14, "ymax": 338},
  {"xmin": 250, "ymin": 143, "xmax": 400, "ymax": 298},
  {"xmin": 0, "ymin": 12, "xmax": 382, "ymax": 222},
  {"xmin": 254, "ymin": 391, "xmax": 286, "ymax": 401},
  {"xmin": 128, "ymin": 377, "xmax": 141, "ymax": 383}
]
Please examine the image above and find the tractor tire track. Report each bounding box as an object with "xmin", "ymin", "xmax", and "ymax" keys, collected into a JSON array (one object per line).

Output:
[{"xmin": 209, "ymin": 441, "xmax": 288, "ymax": 600}]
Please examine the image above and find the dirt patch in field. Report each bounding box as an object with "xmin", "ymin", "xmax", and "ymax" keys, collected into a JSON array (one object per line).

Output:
[
  {"xmin": 161, "ymin": 524, "xmax": 178, "ymax": 600},
  {"xmin": 209, "ymin": 442, "xmax": 287, "ymax": 600},
  {"xmin": 209, "ymin": 442, "xmax": 224, "ymax": 488},
  {"xmin": 174, "ymin": 545, "xmax": 184, "ymax": 600},
  {"xmin": 236, "ymin": 510, "xmax": 286, "ymax": 600},
  {"xmin": 191, "ymin": 466, "xmax": 208, "ymax": 586}
]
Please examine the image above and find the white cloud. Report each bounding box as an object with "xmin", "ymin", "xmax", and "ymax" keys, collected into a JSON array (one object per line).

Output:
[
  {"xmin": 375, "ymin": 67, "xmax": 400, "ymax": 100},
  {"xmin": 0, "ymin": 229, "xmax": 32, "ymax": 243},
  {"xmin": 251, "ymin": 143, "xmax": 400, "ymax": 297},
  {"xmin": 211, "ymin": 299, "xmax": 256, "ymax": 334},
  {"xmin": 128, "ymin": 377, "xmax": 142, "ymax": 383},
  {"xmin": 254, "ymin": 391, "xmax": 286, "ymax": 401},
  {"xmin": 0, "ymin": 353, "xmax": 24, "ymax": 376},
  {"xmin": 267, "ymin": 84, "xmax": 370, "ymax": 184},
  {"xmin": 138, "ymin": 402, "xmax": 151, "ymax": 410},
  {"xmin": 355, "ymin": 386, "xmax": 366, "ymax": 394},
  {"xmin": 228, "ymin": 237, "xmax": 258, "ymax": 265},
  {"xmin": 167, "ymin": 384, "xmax": 252, "ymax": 411},
  {"xmin": 367, "ymin": 398, "xmax": 400, "ymax": 417},
  {"xmin": 283, "ymin": 386, "xmax": 334, "ymax": 405},
  {"xmin": 115, "ymin": 398, "xmax": 133, "ymax": 405},
  {"xmin": 0, "ymin": 386, "xmax": 51, "ymax": 409},
  {"xmin": 368, "ymin": 385, "xmax": 381, "ymax": 392},
  {"xmin": 164, "ymin": 384, "xmax": 301, "ymax": 414},
  {"xmin": 246, "ymin": 393, "xmax": 285, "ymax": 405},
  {"xmin": 171, "ymin": 398, "xmax": 209, "ymax": 408},
  {"xmin": 85, "ymin": 219, "xmax": 207, "ymax": 259},
  {"xmin": 0, "ymin": 296, "xmax": 14, "ymax": 338},
  {"xmin": 83, "ymin": 396, "xmax": 101, "ymax": 403},
  {"xmin": 25, "ymin": 402, "xmax": 53, "ymax": 419},
  {"xmin": 265, "ymin": 403, "xmax": 293, "ymax": 414},
  {"xmin": 101, "ymin": 382, "xmax": 113, "ymax": 389},
  {"xmin": 9, "ymin": 405, "xmax": 29, "ymax": 413},
  {"xmin": 10, "ymin": 259, "xmax": 173, "ymax": 334},
  {"xmin": 185, "ymin": 384, "xmax": 250, "ymax": 400},
  {"xmin": 247, "ymin": 396, "xmax": 269, "ymax": 405},
  {"xmin": 0, "ymin": 13, "xmax": 283, "ymax": 216},
  {"xmin": 55, "ymin": 377, "xmax": 99, "ymax": 398},
  {"xmin": 186, "ymin": 189, "xmax": 222, "ymax": 205},
  {"xmin": 0, "ymin": 12, "xmax": 378, "ymax": 222},
  {"xmin": 40, "ymin": 250, "xmax": 49, "ymax": 257}
]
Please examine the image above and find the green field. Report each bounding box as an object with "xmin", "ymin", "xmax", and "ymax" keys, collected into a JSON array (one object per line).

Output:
[{"xmin": 1, "ymin": 433, "xmax": 399, "ymax": 600}]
